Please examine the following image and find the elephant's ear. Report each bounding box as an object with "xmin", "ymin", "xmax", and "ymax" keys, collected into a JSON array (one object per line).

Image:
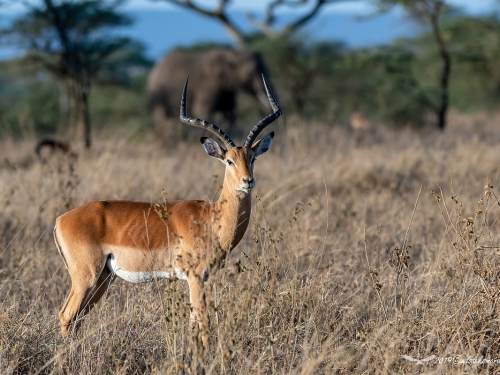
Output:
[
  {"xmin": 201, "ymin": 137, "xmax": 226, "ymax": 162},
  {"xmin": 251, "ymin": 132, "xmax": 274, "ymax": 158}
]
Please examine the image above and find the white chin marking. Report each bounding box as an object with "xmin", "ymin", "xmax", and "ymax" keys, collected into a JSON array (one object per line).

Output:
[{"xmin": 106, "ymin": 255, "xmax": 187, "ymax": 283}]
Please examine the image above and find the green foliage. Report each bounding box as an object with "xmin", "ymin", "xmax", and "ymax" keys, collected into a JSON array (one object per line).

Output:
[
  {"xmin": 3, "ymin": 6, "xmax": 500, "ymax": 134},
  {"xmin": 445, "ymin": 15, "xmax": 500, "ymax": 109},
  {"xmin": 373, "ymin": 0, "xmax": 453, "ymax": 130},
  {"xmin": 248, "ymin": 12, "xmax": 500, "ymax": 127},
  {"xmin": 250, "ymin": 34, "xmax": 433, "ymax": 126},
  {"xmin": 0, "ymin": 0, "xmax": 151, "ymax": 147},
  {"xmin": 337, "ymin": 44, "xmax": 433, "ymax": 126},
  {"xmin": 174, "ymin": 42, "xmax": 233, "ymax": 52},
  {"xmin": 0, "ymin": 59, "xmax": 60, "ymax": 137},
  {"xmin": 251, "ymin": 34, "xmax": 343, "ymax": 120},
  {"xmin": 409, "ymin": 14, "xmax": 500, "ymax": 112},
  {"xmin": 0, "ymin": 58, "xmax": 151, "ymax": 138},
  {"xmin": 89, "ymin": 74, "xmax": 151, "ymax": 133},
  {"xmin": 2, "ymin": 0, "xmax": 135, "ymax": 79}
]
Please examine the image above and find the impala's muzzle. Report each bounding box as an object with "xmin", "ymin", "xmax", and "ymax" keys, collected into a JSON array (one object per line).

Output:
[{"xmin": 239, "ymin": 177, "xmax": 255, "ymax": 193}]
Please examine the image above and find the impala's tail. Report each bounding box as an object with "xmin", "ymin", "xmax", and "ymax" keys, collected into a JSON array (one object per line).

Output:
[{"xmin": 53, "ymin": 224, "xmax": 68, "ymax": 269}]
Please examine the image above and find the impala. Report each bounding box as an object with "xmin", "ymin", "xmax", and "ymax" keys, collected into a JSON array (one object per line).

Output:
[{"xmin": 53, "ymin": 75, "xmax": 281, "ymax": 346}]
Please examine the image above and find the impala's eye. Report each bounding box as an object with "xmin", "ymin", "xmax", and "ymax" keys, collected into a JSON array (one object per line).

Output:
[{"xmin": 227, "ymin": 159, "xmax": 234, "ymax": 166}]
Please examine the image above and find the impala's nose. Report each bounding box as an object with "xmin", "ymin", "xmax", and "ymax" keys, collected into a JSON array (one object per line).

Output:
[{"xmin": 242, "ymin": 177, "xmax": 255, "ymax": 189}]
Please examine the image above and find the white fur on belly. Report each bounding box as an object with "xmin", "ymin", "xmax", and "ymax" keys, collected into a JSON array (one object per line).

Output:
[{"xmin": 106, "ymin": 255, "xmax": 187, "ymax": 283}]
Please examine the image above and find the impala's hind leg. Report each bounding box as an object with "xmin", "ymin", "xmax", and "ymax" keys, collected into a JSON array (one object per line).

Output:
[
  {"xmin": 81, "ymin": 266, "xmax": 114, "ymax": 316},
  {"xmin": 59, "ymin": 259, "xmax": 108, "ymax": 335}
]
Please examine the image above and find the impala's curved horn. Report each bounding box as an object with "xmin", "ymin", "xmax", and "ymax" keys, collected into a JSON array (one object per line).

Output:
[
  {"xmin": 180, "ymin": 76, "xmax": 236, "ymax": 150},
  {"xmin": 244, "ymin": 74, "xmax": 282, "ymax": 147}
]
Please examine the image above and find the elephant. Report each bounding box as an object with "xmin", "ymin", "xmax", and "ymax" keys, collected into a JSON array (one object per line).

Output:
[{"xmin": 147, "ymin": 48, "xmax": 271, "ymax": 137}]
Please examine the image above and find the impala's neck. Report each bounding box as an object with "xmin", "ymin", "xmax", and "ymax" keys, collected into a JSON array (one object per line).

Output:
[{"xmin": 213, "ymin": 183, "xmax": 252, "ymax": 252}]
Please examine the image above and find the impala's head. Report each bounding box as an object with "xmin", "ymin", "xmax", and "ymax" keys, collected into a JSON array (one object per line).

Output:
[
  {"xmin": 180, "ymin": 74, "xmax": 281, "ymax": 196},
  {"xmin": 200, "ymin": 134, "xmax": 274, "ymax": 195}
]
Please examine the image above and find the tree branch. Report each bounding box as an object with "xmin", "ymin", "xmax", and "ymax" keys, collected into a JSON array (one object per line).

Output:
[
  {"xmin": 158, "ymin": 0, "xmax": 248, "ymax": 46},
  {"xmin": 283, "ymin": 0, "xmax": 331, "ymax": 34},
  {"xmin": 248, "ymin": 0, "xmax": 353, "ymax": 38}
]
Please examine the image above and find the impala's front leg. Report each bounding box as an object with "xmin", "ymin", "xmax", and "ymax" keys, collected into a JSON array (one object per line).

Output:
[{"xmin": 187, "ymin": 273, "xmax": 208, "ymax": 347}]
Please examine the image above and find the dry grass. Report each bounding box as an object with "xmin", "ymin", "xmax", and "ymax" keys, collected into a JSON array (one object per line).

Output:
[{"xmin": 2, "ymin": 113, "xmax": 500, "ymax": 374}]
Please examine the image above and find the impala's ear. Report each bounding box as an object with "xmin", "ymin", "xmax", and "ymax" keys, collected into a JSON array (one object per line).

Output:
[
  {"xmin": 251, "ymin": 132, "xmax": 274, "ymax": 158},
  {"xmin": 201, "ymin": 137, "xmax": 225, "ymax": 161}
]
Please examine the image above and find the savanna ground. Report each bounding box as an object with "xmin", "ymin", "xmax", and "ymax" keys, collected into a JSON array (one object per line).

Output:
[{"xmin": 1, "ymin": 113, "xmax": 500, "ymax": 374}]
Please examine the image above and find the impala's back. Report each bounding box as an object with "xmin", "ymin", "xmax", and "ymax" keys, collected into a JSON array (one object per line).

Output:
[{"xmin": 55, "ymin": 199, "xmax": 212, "ymax": 281}]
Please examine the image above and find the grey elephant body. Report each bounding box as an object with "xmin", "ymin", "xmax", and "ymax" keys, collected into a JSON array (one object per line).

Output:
[{"xmin": 147, "ymin": 48, "xmax": 269, "ymax": 133}]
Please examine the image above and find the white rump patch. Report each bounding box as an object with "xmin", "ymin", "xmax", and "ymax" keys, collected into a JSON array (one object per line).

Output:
[{"xmin": 106, "ymin": 254, "xmax": 187, "ymax": 283}]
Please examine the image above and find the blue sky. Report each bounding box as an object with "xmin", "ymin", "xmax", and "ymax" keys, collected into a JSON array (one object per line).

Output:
[
  {"xmin": 1, "ymin": 0, "xmax": 497, "ymax": 14},
  {"xmin": 0, "ymin": 0, "xmax": 497, "ymax": 60},
  {"xmin": 120, "ymin": 0, "xmax": 497, "ymax": 14}
]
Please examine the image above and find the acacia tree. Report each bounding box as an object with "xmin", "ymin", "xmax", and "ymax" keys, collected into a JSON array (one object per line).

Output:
[
  {"xmin": 3, "ymin": 0, "xmax": 135, "ymax": 149},
  {"xmin": 376, "ymin": 0, "xmax": 451, "ymax": 130},
  {"xmin": 154, "ymin": 0, "xmax": 348, "ymax": 47}
]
